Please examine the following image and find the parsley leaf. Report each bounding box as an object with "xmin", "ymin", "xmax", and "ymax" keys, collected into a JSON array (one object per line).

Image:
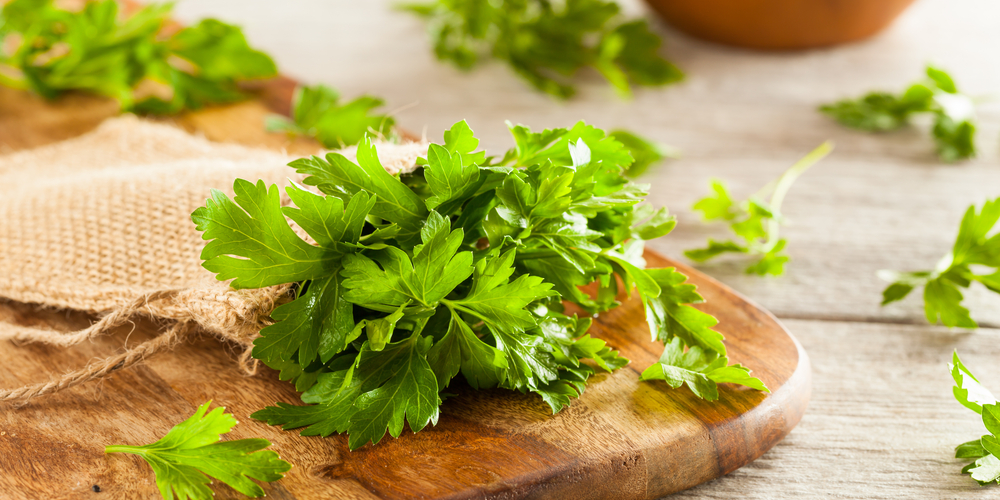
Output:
[
  {"xmin": 685, "ymin": 142, "xmax": 832, "ymax": 276},
  {"xmin": 400, "ymin": 0, "xmax": 682, "ymax": 98},
  {"xmin": 880, "ymin": 198, "xmax": 1000, "ymax": 328},
  {"xmin": 949, "ymin": 352, "xmax": 1000, "ymax": 485},
  {"xmin": 197, "ymin": 119, "xmax": 768, "ymax": 447},
  {"xmin": 266, "ymin": 84, "xmax": 396, "ymax": 148},
  {"xmin": 640, "ymin": 337, "xmax": 769, "ymax": 401},
  {"xmin": 820, "ymin": 65, "xmax": 977, "ymax": 162},
  {"xmin": 0, "ymin": 0, "xmax": 276, "ymax": 114},
  {"xmin": 106, "ymin": 401, "xmax": 291, "ymax": 500}
]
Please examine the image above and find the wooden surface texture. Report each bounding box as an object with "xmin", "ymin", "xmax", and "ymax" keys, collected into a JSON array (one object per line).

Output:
[
  {"xmin": 164, "ymin": 0, "xmax": 999, "ymax": 498},
  {"xmin": 0, "ymin": 70, "xmax": 806, "ymax": 499}
]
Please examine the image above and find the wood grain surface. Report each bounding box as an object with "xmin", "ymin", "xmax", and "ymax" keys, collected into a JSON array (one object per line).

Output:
[
  {"xmin": 0, "ymin": 80, "xmax": 807, "ymax": 498},
  {"xmin": 164, "ymin": 1, "xmax": 1000, "ymax": 498}
]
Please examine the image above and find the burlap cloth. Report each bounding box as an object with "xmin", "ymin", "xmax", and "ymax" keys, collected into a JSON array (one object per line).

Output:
[{"xmin": 0, "ymin": 116, "xmax": 428, "ymax": 401}]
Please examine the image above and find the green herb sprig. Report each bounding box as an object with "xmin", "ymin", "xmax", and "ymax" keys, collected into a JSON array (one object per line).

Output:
[
  {"xmin": 106, "ymin": 401, "xmax": 291, "ymax": 500},
  {"xmin": 949, "ymin": 352, "xmax": 1000, "ymax": 485},
  {"xmin": 880, "ymin": 198, "xmax": 1000, "ymax": 328},
  {"xmin": 820, "ymin": 66, "xmax": 976, "ymax": 162},
  {"xmin": 192, "ymin": 120, "xmax": 767, "ymax": 449},
  {"xmin": 684, "ymin": 142, "xmax": 832, "ymax": 276},
  {"xmin": 0, "ymin": 0, "xmax": 276, "ymax": 114},
  {"xmin": 399, "ymin": 0, "xmax": 683, "ymax": 99},
  {"xmin": 265, "ymin": 84, "xmax": 396, "ymax": 149}
]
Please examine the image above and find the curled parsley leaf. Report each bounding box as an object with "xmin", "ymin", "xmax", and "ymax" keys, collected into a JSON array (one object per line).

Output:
[
  {"xmin": 399, "ymin": 0, "xmax": 683, "ymax": 99},
  {"xmin": 105, "ymin": 401, "xmax": 292, "ymax": 500},
  {"xmin": 880, "ymin": 197, "xmax": 1000, "ymax": 328},
  {"xmin": 820, "ymin": 65, "xmax": 977, "ymax": 162},
  {"xmin": 266, "ymin": 84, "xmax": 396, "ymax": 148},
  {"xmin": 685, "ymin": 142, "xmax": 833, "ymax": 276},
  {"xmin": 194, "ymin": 119, "xmax": 767, "ymax": 449},
  {"xmin": 0, "ymin": 0, "xmax": 276, "ymax": 113},
  {"xmin": 949, "ymin": 352, "xmax": 1000, "ymax": 486}
]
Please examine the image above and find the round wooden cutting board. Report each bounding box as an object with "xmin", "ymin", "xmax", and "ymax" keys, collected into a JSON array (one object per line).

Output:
[{"xmin": 0, "ymin": 81, "xmax": 809, "ymax": 500}]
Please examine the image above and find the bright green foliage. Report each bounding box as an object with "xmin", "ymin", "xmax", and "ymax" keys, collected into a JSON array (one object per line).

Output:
[
  {"xmin": 880, "ymin": 198, "xmax": 1000, "ymax": 328},
  {"xmin": 266, "ymin": 84, "xmax": 396, "ymax": 148},
  {"xmin": 105, "ymin": 401, "xmax": 291, "ymax": 500},
  {"xmin": 608, "ymin": 129, "xmax": 679, "ymax": 177},
  {"xmin": 685, "ymin": 142, "xmax": 833, "ymax": 276},
  {"xmin": 820, "ymin": 66, "xmax": 977, "ymax": 162},
  {"xmin": 399, "ymin": 0, "xmax": 683, "ymax": 99},
  {"xmin": 948, "ymin": 352, "xmax": 1000, "ymax": 485},
  {"xmin": 0, "ymin": 0, "xmax": 275, "ymax": 113},
  {"xmin": 641, "ymin": 337, "xmax": 768, "ymax": 401},
  {"xmin": 195, "ymin": 119, "xmax": 767, "ymax": 449}
]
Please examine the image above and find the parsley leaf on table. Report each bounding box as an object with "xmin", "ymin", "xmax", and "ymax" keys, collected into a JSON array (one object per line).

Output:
[
  {"xmin": 195, "ymin": 120, "xmax": 768, "ymax": 449},
  {"xmin": 948, "ymin": 352, "xmax": 1000, "ymax": 486},
  {"xmin": 399, "ymin": 0, "xmax": 683, "ymax": 99},
  {"xmin": 820, "ymin": 65, "xmax": 977, "ymax": 162},
  {"xmin": 685, "ymin": 142, "xmax": 833, "ymax": 276},
  {"xmin": 266, "ymin": 84, "xmax": 396, "ymax": 148},
  {"xmin": 0, "ymin": 0, "xmax": 276, "ymax": 113},
  {"xmin": 880, "ymin": 198, "xmax": 1000, "ymax": 328},
  {"xmin": 105, "ymin": 401, "xmax": 291, "ymax": 500}
]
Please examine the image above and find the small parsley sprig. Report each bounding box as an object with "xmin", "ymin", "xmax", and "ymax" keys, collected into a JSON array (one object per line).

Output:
[
  {"xmin": 0, "ymin": 0, "xmax": 276, "ymax": 114},
  {"xmin": 192, "ymin": 120, "xmax": 767, "ymax": 449},
  {"xmin": 106, "ymin": 401, "xmax": 291, "ymax": 500},
  {"xmin": 949, "ymin": 352, "xmax": 1000, "ymax": 486},
  {"xmin": 820, "ymin": 66, "xmax": 977, "ymax": 162},
  {"xmin": 399, "ymin": 0, "xmax": 683, "ymax": 99},
  {"xmin": 880, "ymin": 198, "xmax": 1000, "ymax": 328},
  {"xmin": 265, "ymin": 84, "xmax": 397, "ymax": 149},
  {"xmin": 685, "ymin": 142, "xmax": 832, "ymax": 276}
]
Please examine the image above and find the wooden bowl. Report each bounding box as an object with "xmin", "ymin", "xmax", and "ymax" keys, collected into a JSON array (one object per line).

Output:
[{"xmin": 643, "ymin": 0, "xmax": 918, "ymax": 50}]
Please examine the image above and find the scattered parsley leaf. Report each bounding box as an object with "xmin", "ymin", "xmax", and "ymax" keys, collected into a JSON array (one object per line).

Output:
[
  {"xmin": 105, "ymin": 401, "xmax": 291, "ymax": 500},
  {"xmin": 685, "ymin": 142, "xmax": 833, "ymax": 276},
  {"xmin": 266, "ymin": 84, "xmax": 396, "ymax": 148},
  {"xmin": 640, "ymin": 337, "xmax": 769, "ymax": 401},
  {"xmin": 880, "ymin": 198, "xmax": 1000, "ymax": 328},
  {"xmin": 399, "ymin": 0, "xmax": 682, "ymax": 99},
  {"xmin": 197, "ymin": 119, "xmax": 768, "ymax": 448},
  {"xmin": 0, "ymin": 0, "xmax": 276, "ymax": 113},
  {"xmin": 820, "ymin": 65, "xmax": 977, "ymax": 162},
  {"xmin": 949, "ymin": 353, "xmax": 1000, "ymax": 486}
]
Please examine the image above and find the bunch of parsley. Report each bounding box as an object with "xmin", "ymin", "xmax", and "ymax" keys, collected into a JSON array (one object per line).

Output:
[
  {"xmin": 880, "ymin": 197, "xmax": 1000, "ymax": 328},
  {"xmin": 949, "ymin": 353, "xmax": 1000, "ymax": 485},
  {"xmin": 820, "ymin": 66, "xmax": 977, "ymax": 162},
  {"xmin": 0, "ymin": 0, "xmax": 276, "ymax": 113},
  {"xmin": 400, "ymin": 0, "xmax": 683, "ymax": 99},
  {"xmin": 192, "ymin": 120, "xmax": 767, "ymax": 449},
  {"xmin": 685, "ymin": 142, "xmax": 832, "ymax": 276}
]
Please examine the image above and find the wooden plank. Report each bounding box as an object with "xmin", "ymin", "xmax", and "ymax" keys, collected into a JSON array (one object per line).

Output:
[
  {"xmin": 674, "ymin": 318, "xmax": 1000, "ymax": 499},
  {"xmin": 0, "ymin": 251, "xmax": 808, "ymax": 500}
]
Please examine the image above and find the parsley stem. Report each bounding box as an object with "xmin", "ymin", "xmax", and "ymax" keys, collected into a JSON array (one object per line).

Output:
[
  {"xmin": 761, "ymin": 141, "xmax": 834, "ymax": 252},
  {"xmin": 514, "ymin": 249, "xmax": 560, "ymax": 260}
]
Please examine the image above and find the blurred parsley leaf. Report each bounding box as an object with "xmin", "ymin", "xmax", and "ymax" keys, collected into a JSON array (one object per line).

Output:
[
  {"xmin": 105, "ymin": 401, "xmax": 291, "ymax": 500},
  {"xmin": 820, "ymin": 65, "xmax": 977, "ymax": 162},
  {"xmin": 879, "ymin": 197, "xmax": 1000, "ymax": 328},
  {"xmin": 685, "ymin": 142, "xmax": 833, "ymax": 276},
  {"xmin": 0, "ymin": 0, "xmax": 276, "ymax": 113},
  {"xmin": 399, "ymin": 0, "xmax": 682, "ymax": 99},
  {"xmin": 266, "ymin": 84, "xmax": 396, "ymax": 148}
]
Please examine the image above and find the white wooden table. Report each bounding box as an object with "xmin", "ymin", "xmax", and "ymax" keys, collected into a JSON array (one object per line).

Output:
[{"xmin": 173, "ymin": 1, "xmax": 1000, "ymax": 497}]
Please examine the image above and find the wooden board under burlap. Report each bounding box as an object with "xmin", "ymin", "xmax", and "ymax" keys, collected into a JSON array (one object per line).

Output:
[{"xmin": 0, "ymin": 82, "xmax": 809, "ymax": 499}]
